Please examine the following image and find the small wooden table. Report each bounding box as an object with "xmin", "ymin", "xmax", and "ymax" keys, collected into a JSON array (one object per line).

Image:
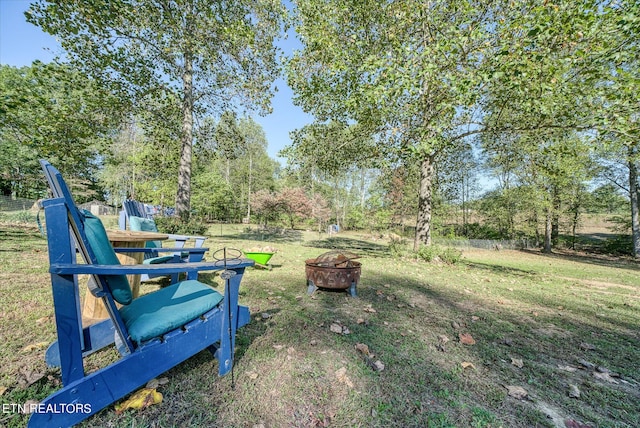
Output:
[{"xmin": 82, "ymin": 230, "xmax": 168, "ymax": 324}]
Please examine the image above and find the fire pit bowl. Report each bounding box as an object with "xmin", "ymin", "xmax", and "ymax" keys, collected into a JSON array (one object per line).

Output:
[{"xmin": 305, "ymin": 250, "xmax": 361, "ymax": 297}]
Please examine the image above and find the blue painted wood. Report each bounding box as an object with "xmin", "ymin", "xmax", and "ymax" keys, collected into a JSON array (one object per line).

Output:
[
  {"xmin": 119, "ymin": 198, "xmax": 208, "ymax": 282},
  {"xmin": 45, "ymin": 319, "xmax": 115, "ymax": 368},
  {"xmin": 32, "ymin": 160, "xmax": 254, "ymax": 427}
]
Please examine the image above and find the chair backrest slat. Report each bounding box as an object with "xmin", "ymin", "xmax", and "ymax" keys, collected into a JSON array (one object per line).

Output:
[{"xmin": 40, "ymin": 160, "xmax": 136, "ymax": 352}]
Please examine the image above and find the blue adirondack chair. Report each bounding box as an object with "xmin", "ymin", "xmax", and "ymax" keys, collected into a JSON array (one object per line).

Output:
[
  {"xmin": 119, "ymin": 199, "xmax": 208, "ymax": 281},
  {"xmin": 31, "ymin": 160, "xmax": 253, "ymax": 427}
]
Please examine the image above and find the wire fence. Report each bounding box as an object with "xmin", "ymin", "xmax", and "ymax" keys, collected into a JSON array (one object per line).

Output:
[
  {"xmin": 434, "ymin": 237, "xmax": 536, "ymax": 250},
  {"xmin": 0, "ymin": 195, "xmax": 38, "ymax": 212}
]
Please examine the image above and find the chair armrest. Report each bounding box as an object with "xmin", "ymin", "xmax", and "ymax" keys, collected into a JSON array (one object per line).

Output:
[
  {"xmin": 112, "ymin": 247, "xmax": 207, "ymax": 254},
  {"xmin": 50, "ymin": 259, "xmax": 254, "ymax": 276},
  {"xmin": 166, "ymin": 234, "xmax": 207, "ymax": 248}
]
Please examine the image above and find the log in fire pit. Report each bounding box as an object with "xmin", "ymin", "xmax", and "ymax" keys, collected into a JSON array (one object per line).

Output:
[{"xmin": 305, "ymin": 250, "xmax": 361, "ymax": 297}]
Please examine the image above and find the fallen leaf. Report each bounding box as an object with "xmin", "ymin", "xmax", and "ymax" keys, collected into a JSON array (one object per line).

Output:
[
  {"xmin": 36, "ymin": 316, "xmax": 51, "ymax": 325},
  {"xmin": 596, "ymin": 366, "xmax": 617, "ymax": 376},
  {"xmin": 145, "ymin": 377, "xmax": 169, "ymax": 389},
  {"xmin": 372, "ymin": 360, "xmax": 385, "ymax": 371},
  {"xmin": 115, "ymin": 388, "xmax": 162, "ymax": 414},
  {"xmin": 459, "ymin": 333, "xmax": 476, "ymax": 345},
  {"xmin": 506, "ymin": 385, "xmax": 528, "ymax": 400},
  {"xmin": 568, "ymin": 384, "xmax": 581, "ymax": 398},
  {"xmin": 363, "ymin": 306, "xmax": 377, "ymax": 313},
  {"xmin": 335, "ymin": 367, "xmax": 353, "ymax": 388},
  {"xmin": 247, "ymin": 371, "xmax": 259, "ymax": 380},
  {"xmin": 330, "ymin": 323, "xmax": 344, "ymax": 334},
  {"xmin": 21, "ymin": 342, "xmax": 48, "ymax": 353},
  {"xmin": 357, "ymin": 318, "xmax": 365, "ymax": 324},
  {"xmin": 577, "ymin": 359, "xmax": 595, "ymax": 369},
  {"xmin": 580, "ymin": 342, "xmax": 596, "ymax": 351},
  {"xmin": 436, "ymin": 335, "xmax": 449, "ymax": 351},
  {"xmin": 461, "ymin": 362, "xmax": 475, "ymax": 369},
  {"xmin": 558, "ymin": 365, "xmax": 577, "ymax": 372},
  {"xmin": 471, "ymin": 316, "xmax": 480, "ymax": 322},
  {"xmin": 18, "ymin": 368, "xmax": 45, "ymax": 387},
  {"xmin": 593, "ymin": 371, "xmax": 619, "ymax": 384},
  {"xmin": 355, "ymin": 343, "xmax": 371, "ymax": 356},
  {"xmin": 0, "ymin": 386, "xmax": 7, "ymax": 396},
  {"xmin": 511, "ymin": 358, "xmax": 524, "ymax": 368}
]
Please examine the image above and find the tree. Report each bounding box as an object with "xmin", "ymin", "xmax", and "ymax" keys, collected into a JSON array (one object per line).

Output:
[
  {"xmin": 27, "ymin": 0, "xmax": 287, "ymax": 218},
  {"xmin": 0, "ymin": 62, "xmax": 124, "ymax": 200},
  {"xmin": 235, "ymin": 117, "xmax": 277, "ymax": 222},
  {"xmin": 214, "ymin": 111, "xmax": 244, "ymax": 184},
  {"xmin": 250, "ymin": 189, "xmax": 283, "ymax": 227},
  {"xmin": 590, "ymin": 184, "xmax": 628, "ymax": 214},
  {"xmin": 287, "ymin": 0, "xmax": 507, "ymax": 250},
  {"xmin": 593, "ymin": 1, "xmax": 640, "ymax": 256},
  {"xmin": 484, "ymin": 0, "xmax": 639, "ymax": 254},
  {"xmin": 278, "ymin": 187, "xmax": 313, "ymax": 229}
]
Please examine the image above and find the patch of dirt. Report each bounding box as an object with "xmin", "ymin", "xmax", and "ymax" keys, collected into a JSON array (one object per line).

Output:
[{"xmin": 567, "ymin": 278, "xmax": 639, "ymax": 293}]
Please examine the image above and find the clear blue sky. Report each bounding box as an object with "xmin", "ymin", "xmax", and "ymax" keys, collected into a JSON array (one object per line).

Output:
[{"xmin": 0, "ymin": 0, "xmax": 313, "ymax": 163}]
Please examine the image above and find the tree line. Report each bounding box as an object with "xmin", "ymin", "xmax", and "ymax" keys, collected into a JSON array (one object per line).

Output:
[{"xmin": 0, "ymin": 0, "xmax": 638, "ymax": 257}]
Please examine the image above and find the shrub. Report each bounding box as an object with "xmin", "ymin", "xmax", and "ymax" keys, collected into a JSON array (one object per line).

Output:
[
  {"xmin": 440, "ymin": 246, "xmax": 463, "ymax": 264},
  {"xmin": 388, "ymin": 234, "xmax": 408, "ymax": 257},
  {"xmin": 1, "ymin": 210, "xmax": 37, "ymax": 223},
  {"xmin": 154, "ymin": 216, "xmax": 208, "ymax": 236},
  {"xmin": 416, "ymin": 244, "xmax": 462, "ymax": 264}
]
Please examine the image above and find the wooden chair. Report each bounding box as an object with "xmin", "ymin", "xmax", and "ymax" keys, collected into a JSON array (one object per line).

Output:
[
  {"xmin": 30, "ymin": 160, "xmax": 253, "ymax": 427},
  {"xmin": 119, "ymin": 199, "xmax": 208, "ymax": 281}
]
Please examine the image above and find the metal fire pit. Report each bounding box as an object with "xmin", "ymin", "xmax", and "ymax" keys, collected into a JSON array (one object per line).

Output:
[{"xmin": 305, "ymin": 250, "xmax": 361, "ymax": 297}]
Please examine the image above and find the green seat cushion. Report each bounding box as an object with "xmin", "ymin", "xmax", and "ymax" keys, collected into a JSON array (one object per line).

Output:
[
  {"xmin": 129, "ymin": 215, "xmax": 162, "ymax": 249},
  {"xmin": 143, "ymin": 255, "xmax": 175, "ymax": 264},
  {"xmin": 119, "ymin": 280, "xmax": 223, "ymax": 343},
  {"xmin": 81, "ymin": 210, "xmax": 132, "ymax": 305}
]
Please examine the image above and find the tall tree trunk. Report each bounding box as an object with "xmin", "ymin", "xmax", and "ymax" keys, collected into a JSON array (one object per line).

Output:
[
  {"xmin": 246, "ymin": 154, "xmax": 252, "ymax": 221},
  {"xmin": 462, "ymin": 172, "xmax": 467, "ymax": 235},
  {"xmin": 176, "ymin": 51, "xmax": 194, "ymax": 219},
  {"xmin": 628, "ymin": 147, "xmax": 640, "ymax": 258},
  {"xmin": 544, "ymin": 208, "xmax": 552, "ymax": 253},
  {"xmin": 551, "ymin": 187, "xmax": 560, "ymax": 246},
  {"xmin": 414, "ymin": 154, "xmax": 434, "ymax": 251},
  {"xmin": 360, "ymin": 168, "xmax": 366, "ymax": 209}
]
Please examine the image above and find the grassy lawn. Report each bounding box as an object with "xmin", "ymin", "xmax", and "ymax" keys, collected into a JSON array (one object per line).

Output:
[{"xmin": 1, "ymin": 220, "xmax": 639, "ymax": 427}]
